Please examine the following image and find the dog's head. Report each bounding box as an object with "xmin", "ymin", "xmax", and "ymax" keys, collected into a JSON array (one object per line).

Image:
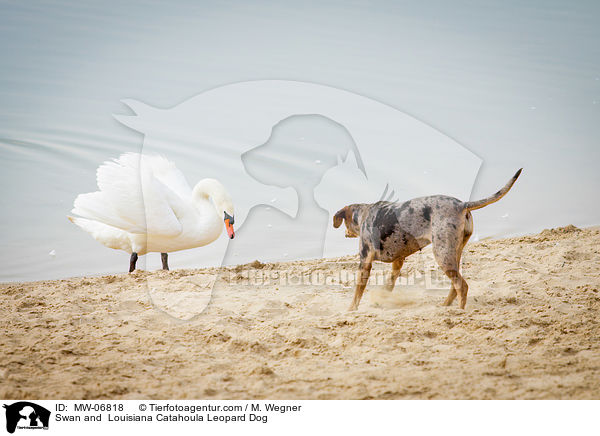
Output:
[{"xmin": 333, "ymin": 205, "xmax": 360, "ymax": 238}]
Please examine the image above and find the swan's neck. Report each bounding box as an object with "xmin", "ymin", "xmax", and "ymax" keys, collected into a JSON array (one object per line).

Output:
[
  {"xmin": 193, "ymin": 184, "xmax": 222, "ymax": 217},
  {"xmin": 184, "ymin": 186, "xmax": 221, "ymax": 244},
  {"xmin": 193, "ymin": 186, "xmax": 214, "ymax": 212},
  {"xmin": 192, "ymin": 179, "xmax": 233, "ymax": 216}
]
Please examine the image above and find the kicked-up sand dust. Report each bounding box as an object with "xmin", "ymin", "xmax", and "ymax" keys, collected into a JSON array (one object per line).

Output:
[{"xmin": 1, "ymin": 225, "xmax": 599, "ymax": 399}]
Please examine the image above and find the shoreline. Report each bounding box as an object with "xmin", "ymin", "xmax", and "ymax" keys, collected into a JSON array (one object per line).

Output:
[{"xmin": 3, "ymin": 224, "xmax": 598, "ymax": 287}]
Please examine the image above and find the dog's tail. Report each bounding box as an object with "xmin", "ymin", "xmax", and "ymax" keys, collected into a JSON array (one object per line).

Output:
[{"xmin": 464, "ymin": 168, "xmax": 522, "ymax": 211}]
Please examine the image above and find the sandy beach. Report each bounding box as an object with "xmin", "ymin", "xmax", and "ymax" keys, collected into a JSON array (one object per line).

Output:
[{"xmin": 1, "ymin": 225, "xmax": 599, "ymax": 399}]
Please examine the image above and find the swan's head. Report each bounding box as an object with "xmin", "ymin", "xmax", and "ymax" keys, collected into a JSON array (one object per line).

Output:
[
  {"xmin": 222, "ymin": 205, "xmax": 235, "ymax": 239},
  {"xmin": 193, "ymin": 179, "xmax": 235, "ymax": 239}
]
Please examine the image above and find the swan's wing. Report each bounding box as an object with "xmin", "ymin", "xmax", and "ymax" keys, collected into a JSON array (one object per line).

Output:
[
  {"xmin": 140, "ymin": 154, "xmax": 194, "ymax": 236},
  {"xmin": 142, "ymin": 154, "xmax": 193, "ymax": 198},
  {"xmin": 74, "ymin": 153, "xmax": 184, "ymax": 237},
  {"xmin": 72, "ymin": 191, "xmax": 146, "ymax": 234},
  {"xmin": 68, "ymin": 216, "xmax": 133, "ymax": 251},
  {"xmin": 73, "ymin": 153, "xmax": 147, "ymax": 233},
  {"xmin": 139, "ymin": 165, "xmax": 186, "ymax": 237}
]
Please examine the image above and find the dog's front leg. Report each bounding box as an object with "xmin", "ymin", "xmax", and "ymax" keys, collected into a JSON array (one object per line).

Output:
[
  {"xmin": 349, "ymin": 253, "xmax": 374, "ymax": 311},
  {"xmin": 386, "ymin": 258, "xmax": 404, "ymax": 292}
]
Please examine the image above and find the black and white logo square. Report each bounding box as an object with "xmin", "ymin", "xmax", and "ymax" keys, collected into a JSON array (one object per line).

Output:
[{"xmin": 3, "ymin": 402, "xmax": 50, "ymax": 434}]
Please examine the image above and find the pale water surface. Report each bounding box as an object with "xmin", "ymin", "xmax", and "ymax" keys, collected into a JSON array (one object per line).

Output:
[{"xmin": 1, "ymin": 1, "xmax": 599, "ymax": 281}]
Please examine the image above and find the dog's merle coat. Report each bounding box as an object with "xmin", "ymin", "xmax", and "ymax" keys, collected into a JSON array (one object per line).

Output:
[{"xmin": 334, "ymin": 169, "xmax": 522, "ymax": 310}]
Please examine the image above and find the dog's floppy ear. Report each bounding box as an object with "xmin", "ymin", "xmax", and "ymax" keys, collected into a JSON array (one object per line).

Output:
[{"xmin": 333, "ymin": 206, "xmax": 348, "ymax": 228}]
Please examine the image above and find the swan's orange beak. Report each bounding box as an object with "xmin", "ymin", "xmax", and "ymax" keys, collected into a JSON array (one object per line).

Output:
[{"xmin": 225, "ymin": 218, "xmax": 235, "ymax": 239}]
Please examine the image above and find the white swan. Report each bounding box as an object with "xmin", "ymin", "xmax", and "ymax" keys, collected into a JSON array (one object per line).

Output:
[{"xmin": 68, "ymin": 153, "xmax": 235, "ymax": 272}]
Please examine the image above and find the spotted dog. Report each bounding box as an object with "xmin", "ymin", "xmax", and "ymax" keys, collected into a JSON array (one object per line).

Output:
[{"xmin": 334, "ymin": 169, "xmax": 522, "ymax": 311}]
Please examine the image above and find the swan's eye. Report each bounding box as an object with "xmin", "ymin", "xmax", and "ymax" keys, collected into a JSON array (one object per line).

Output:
[{"xmin": 224, "ymin": 211, "xmax": 234, "ymax": 225}]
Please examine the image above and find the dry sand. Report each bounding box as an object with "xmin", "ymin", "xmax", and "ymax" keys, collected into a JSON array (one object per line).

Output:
[{"xmin": 1, "ymin": 225, "xmax": 599, "ymax": 399}]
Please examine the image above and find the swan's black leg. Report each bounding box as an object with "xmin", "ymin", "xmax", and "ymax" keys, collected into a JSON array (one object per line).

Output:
[
  {"xmin": 129, "ymin": 252, "xmax": 138, "ymax": 273},
  {"xmin": 161, "ymin": 253, "xmax": 169, "ymax": 270}
]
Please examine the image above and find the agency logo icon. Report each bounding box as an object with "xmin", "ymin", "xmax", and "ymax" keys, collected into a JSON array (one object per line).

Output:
[{"xmin": 2, "ymin": 402, "xmax": 50, "ymax": 434}]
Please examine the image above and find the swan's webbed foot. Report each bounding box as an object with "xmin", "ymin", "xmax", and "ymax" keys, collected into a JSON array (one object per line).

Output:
[
  {"xmin": 161, "ymin": 253, "xmax": 169, "ymax": 270},
  {"xmin": 129, "ymin": 252, "xmax": 138, "ymax": 273}
]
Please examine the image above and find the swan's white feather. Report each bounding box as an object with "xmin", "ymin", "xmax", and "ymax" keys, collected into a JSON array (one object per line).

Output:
[
  {"xmin": 70, "ymin": 153, "xmax": 232, "ymax": 257},
  {"xmin": 73, "ymin": 191, "xmax": 146, "ymax": 234},
  {"xmin": 74, "ymin": 153, "xmax": 187, "ymax": 237},
  {"xmin": 143, "ymin": 153, "xmax": 192, "ymax": 198},
  {"xmin": 68, "ymin": 216, "xmax": 133, "ymax": 252}
]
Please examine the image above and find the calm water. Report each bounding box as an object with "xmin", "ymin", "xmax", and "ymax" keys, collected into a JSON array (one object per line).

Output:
[{"xmin": 1, "ymin": 1, "xmax": 599, "ymax": 282}]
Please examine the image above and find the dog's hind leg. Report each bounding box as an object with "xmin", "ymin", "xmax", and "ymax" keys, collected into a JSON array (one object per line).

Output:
[
  {"xmin": 443, "ymin": 230, "xmax": 471, "ymax": 306},
  {"xmin": 349, "ymin": 252, "xmax": 374, "ymax": 311},
  {"xmin": 448, "ymin": 212, "xmax": 473, "ymax": 307},
  {"xmin": 445, "ymin": 269, "xmax": 469, "ymax": 309},
  {"xmin": 433, "ymin": 230, "xmax": 469, "ymax": 309},
  {"xmin": 386, "ymin": 258, "xmax": 404, "ymax": 292},
  {"xmin": 443, "ymin": 283, "xmax": 458, "ymax": 306}
]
